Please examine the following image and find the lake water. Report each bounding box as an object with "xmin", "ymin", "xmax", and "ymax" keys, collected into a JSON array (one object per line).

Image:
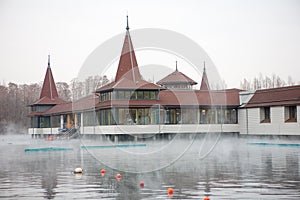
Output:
[{"xmin": 0, "ymin": 134, "xmax": 300, "ymax": 199}]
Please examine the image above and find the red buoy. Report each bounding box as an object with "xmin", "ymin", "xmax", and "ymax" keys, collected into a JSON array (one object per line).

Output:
[
  {"xmin": 100, "ymin": 169, "xmax": 105, "ymax": 176},
  {"xmin": 168, "ymin": 188, "xmax": 173, "ymax": 196},
  {"xmin": 203, "ymin": 196, "xmax": 210, "ymax": 200},
  {"xmin": 139, "ymin": 181, "xmax": 144, "ymax": 188},
  {"xmin": 116, "ymin": 173, "xmax": 121, "ymax": 180}
]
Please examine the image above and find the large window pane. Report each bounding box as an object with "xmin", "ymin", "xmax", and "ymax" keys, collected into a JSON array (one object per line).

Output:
[
  {"xmin": 124, "ymin": 91, "xmax": 131, "ymax": 99},
  {"xmin": 137, "ymin": 91, "xmax": 143, "ymax": 99},
  {"xmin": 150, "ymin": 91, "xmax": 156, "ymax": 99},
  {"xmin": 144, "ymin": 91, "xmax": 150, "ymax": 99},
  {"xmin": 285, "ymin": 106, "xmax": 297, "ymax": 122}
]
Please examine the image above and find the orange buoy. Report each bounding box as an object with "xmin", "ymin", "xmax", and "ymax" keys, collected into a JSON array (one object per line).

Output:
[
  {"xmin": 203, "ymin": 196, "xmax": 210, "ymax": 200},
  {"xmin": 139, "ymin": 181, "xmax": 144, "ymax": 188},
  {"xmin": 116, "ymin": 173, "xmax": 121, "ymax": 180},
  {"xmin": 100, "ymin": 169, "xmax": 105, "ymax": 175},
  {"xmin": 168, "ymin": 188, "xmax": 173, "ymax": 196},
  {"xmin": 45, "ymin": 136, "xmax": 56, "ymax": 141}
]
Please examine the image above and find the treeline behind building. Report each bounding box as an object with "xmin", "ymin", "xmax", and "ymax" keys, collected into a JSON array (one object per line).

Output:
[
  {"xmin": 0, "ymin": 75, "xmax": 109, "ymax": 134},
  {"xmin": 240, "ymin": 74, "xmax": 298, "ymax": 90}
]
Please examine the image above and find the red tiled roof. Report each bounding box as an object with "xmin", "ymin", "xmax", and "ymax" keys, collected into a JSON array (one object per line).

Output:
[
  {"xmin": 43, "ymin": 102, "xmax": 73, "ymax": 115},
  {"xmin": 40, "ymin": 62, "xmax": 59, "ymax": 99},
  {"xmin": 28, "ymin": 111, "xmax": 47, "ymax": 116},
  {"xmin": 96, "ymin": 25, "xmax": 161, "ymax": 93},
  {"xmin": 31, "ymin": 96, "xmax": 65, "ymax": 105},
  {"xmin": 72, "ymin": 94, "xmax": 98, "ymax": 112},
  {"xmin": 96, "ymin": 99, "xmax": 160, "ymax": 109},
  {"xmin": 115, "ymin": 30, "xmax": 141, "ymax": 82},
  {"xmin": 96, "ymin": 78, "xmax": 162, "ymax": 92},
  {"xmin": 159, "ymin": 89, "xmax": 240, "ymax": 107},
  {"xmin": 157, "ymin": 69, "xmax": 197, "ymax": 86},
  {"xmin": 31, "ymin": 57, "xmax": 65, "ymax": 106},
  {"xmin": 245, "ymin": 85, "xmax": 300, "ymax": 108},
  {"xmin": 44, "ymin": 94, "xmax": 98, "ymax": 115}
]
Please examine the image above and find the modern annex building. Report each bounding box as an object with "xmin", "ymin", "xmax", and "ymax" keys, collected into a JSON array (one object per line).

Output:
[{"xmin": 28, "ymin": 20, "xmax": 300, "ymax": 137}]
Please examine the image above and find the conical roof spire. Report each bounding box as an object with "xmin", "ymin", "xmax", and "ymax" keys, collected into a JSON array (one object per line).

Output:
[
  {"xmin": 40, "ymin": 55, "xmax": 59, "ymax": 99},
  {"xmin": 200, "ymin": 61, "xmax": 210, "ymax": 90},
  {"xmin": 115, "ymin": 16, "xmax": 141, "ymax": 82},
  {"xmin": 96, "ymin": 16, "xmax": 162, "ymax": 93}
]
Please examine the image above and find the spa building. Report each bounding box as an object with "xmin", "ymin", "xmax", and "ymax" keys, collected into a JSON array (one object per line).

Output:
[{"xmin": 28, "ymin": 21, "xmax": 300, "ymax": 137}]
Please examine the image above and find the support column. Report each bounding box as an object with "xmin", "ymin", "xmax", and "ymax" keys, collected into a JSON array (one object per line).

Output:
[
  {"xmin": 60, "ymin": 115, "xmax": 64, "ymax": 129},
  {"xmin": 114, "ymin": 135, "xmax": 118, "ymax": 143},
  {"xmin": 80, "ymin": 113, "xmax": 84, "ymax": 134}
]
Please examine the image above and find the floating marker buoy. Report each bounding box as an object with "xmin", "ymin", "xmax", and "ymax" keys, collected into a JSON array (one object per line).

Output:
[
  {"xmin": 168, "ymin": 188, "xmax": 173, "ymax": 196},
  {"xmin": 116, "ymin": 173, "xmax": 121, "ymax": 180},
  {"xmin": 74, "ymin": 168, "xmax": 83, "ymax": 174},
  {"xmin": 100, "ymin": 169, "xmax": 105, "ymax": 175},
  {"xmin": 203, "ymin": 196, "xmax": 210, "ymax": 200},
  {"xmin": 45, "ymin": 136, "xmax": 56, "ymax": 141},
  {"xmin": 139, "ymin": 181, "xmax": 144, "ymax": 188}
]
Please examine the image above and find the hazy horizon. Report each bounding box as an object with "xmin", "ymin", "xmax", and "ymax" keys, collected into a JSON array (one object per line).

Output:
[{"xmin": 1, "ymin": 0, "xmax": 300, "ymax": 88}]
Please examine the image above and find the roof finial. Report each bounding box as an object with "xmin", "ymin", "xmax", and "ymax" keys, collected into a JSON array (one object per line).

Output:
[
  {"xmin": 48, "ymin": 55, "xmax": 50, "ymax": 68},
  {"xmin": 126, "ymin": 15, "xmax": 129, "ymax": 31},
  {"xmin": 175, "ymin": 60, "xmax": 178, "ymax": 71},
  {"xmin": 203, "ymin": 61, "xmax": 206, "ymax": 72}
]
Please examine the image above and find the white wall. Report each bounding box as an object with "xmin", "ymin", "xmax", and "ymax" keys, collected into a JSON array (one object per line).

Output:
[
  {"xmin": 239, "ymin": 106, "xmax": 300, "ymax": 135},
  {"xmin": 80, "ymin": 124, "xmax": 239, "ymax": 135},
  {"xmin": 28, "ymin": 127, "xmax": 60, "ymax": 135},
  {"xmin": 28, "ymin": 124, "xmax": 239, "ymax": 135}
]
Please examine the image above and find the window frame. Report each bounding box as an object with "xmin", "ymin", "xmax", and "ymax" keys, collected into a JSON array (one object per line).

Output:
[
  {"xmin": 260, "ymin": 107, "xmax": 271, "ymax": 123},
  {"xmin": 285, "ymin": 106, "xmax": 297, "ymax": 123}
]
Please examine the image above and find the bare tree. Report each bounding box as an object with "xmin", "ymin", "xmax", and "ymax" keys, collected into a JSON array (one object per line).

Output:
[
  {"xmin": 0, "ymin": 82, "xmax": 42, "ymax": 134},
  {"xmin": 240, "ymin": 74, "xmax": 295, "ymax": 90},
  {"xmin": 56, "ymin": 82, "xmax": 71, "ymax": 101},
  {"xmin": 71, "ymin": 75, "xmax": 110, "ymax": 100}
]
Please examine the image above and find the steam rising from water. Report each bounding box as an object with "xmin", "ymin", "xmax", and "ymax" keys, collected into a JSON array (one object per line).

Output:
[
  {"xmin": 0, "ymin": 121, "xmax": 27, "ymax": 135},
  {"xmin": 1, "ymin": 134, "xmax": 300, "ymax": 199}
]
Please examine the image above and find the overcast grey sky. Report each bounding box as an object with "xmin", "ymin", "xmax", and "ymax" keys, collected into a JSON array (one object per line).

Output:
[{"xmin": 1, "ymin": 0, "xmax": 300, "ymax": 88}]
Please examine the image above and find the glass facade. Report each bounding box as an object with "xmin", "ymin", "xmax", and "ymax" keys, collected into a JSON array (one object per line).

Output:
[
  {"xmin": 51, "ymin": 115, "xmax": 60, "ymax": 127},
  {"xmin": 100, "ymin": 108, "xmax": 159, "ymax": 125},
  {"xmin": 98, "ymin": 109, "xmax": 116, "ymax": 125},
  {"xmin": 30, "ymin": 116, "xmax": 51, "ymax": 128},
  {"xmin": 163, "ymin": 108, "xmax": 237, "ymax": 124},
  {"xmin": 199, "ymin": 108, "xmax": 237, "ymax": 124},
  {"xmin": 83, "ymin": 111, "xmax": 97, "ymax": 126},
  {"xmin": 99, "ymin": 90, "xmax": 158, "ymax": 102},
  {"xmin": 30, "ymin": 107, "xmax": 238, "ymax": 128},
  {"xmin": 99, "ymin": 91, "xmax": 112, "ymax": 102}
]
